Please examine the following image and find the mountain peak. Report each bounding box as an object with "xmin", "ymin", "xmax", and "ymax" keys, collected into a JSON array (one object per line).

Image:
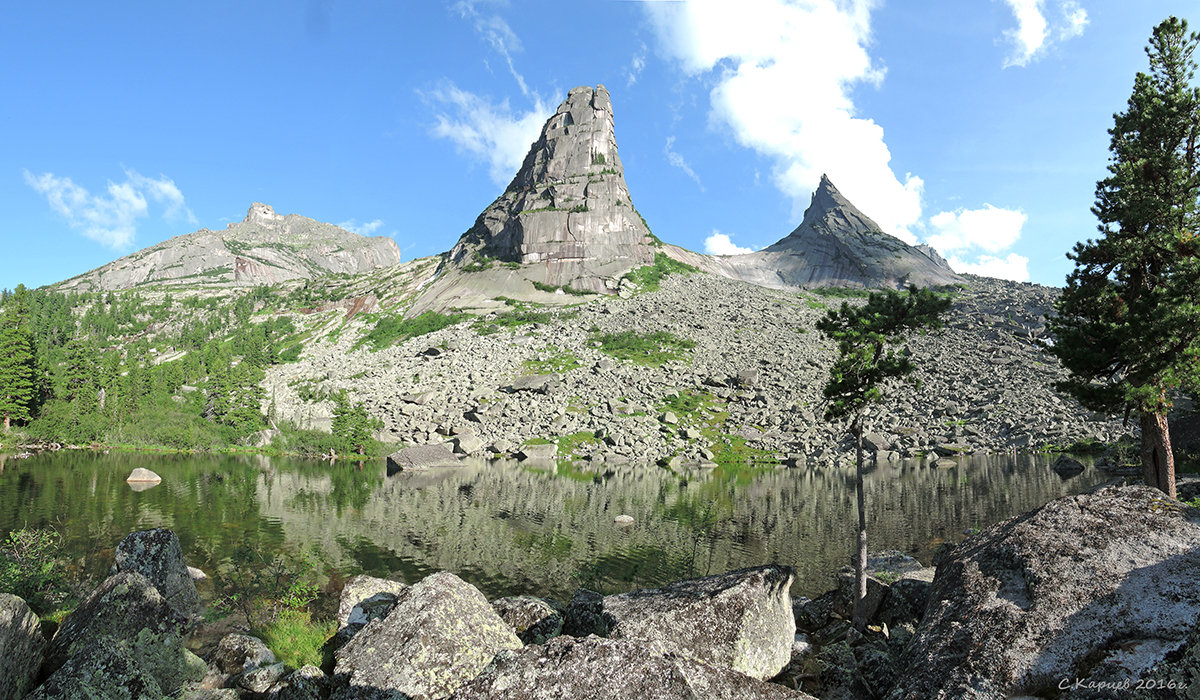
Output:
[
  {"xmin": 245, "ymin": 202, "xmax": 283, "ymax": 226},
  {"xmin": 447, "ymin": 84, "xmax": 656, "ymax": 293}
]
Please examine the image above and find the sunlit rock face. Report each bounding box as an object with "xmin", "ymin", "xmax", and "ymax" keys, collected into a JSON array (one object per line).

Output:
[
  {"xmin": 56, "ymin": 202, "xmax": 402, "ymax": 292},
  {"xmin": 449, "ymin": 85, "xmax": 657, "ymax": 293}
]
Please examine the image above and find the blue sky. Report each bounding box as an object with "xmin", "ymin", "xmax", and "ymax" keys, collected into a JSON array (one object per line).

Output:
[{"xmin": 3, "ymin": 1, "xmax": 1195, "ymax": 290}]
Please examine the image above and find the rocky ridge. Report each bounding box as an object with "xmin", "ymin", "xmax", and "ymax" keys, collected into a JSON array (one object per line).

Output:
[
  {"xmin": 266, "ymin": 272, "xmax": 1129, "ymax": 465},
  {"xmin": 55, "ymin": 203, "xmax": 402, "ymax": 292}
]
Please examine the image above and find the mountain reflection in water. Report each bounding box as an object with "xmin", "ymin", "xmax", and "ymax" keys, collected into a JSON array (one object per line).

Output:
[{"xmin": 0, "ymin": 451, "xmax": 1110, "ymax": 600}]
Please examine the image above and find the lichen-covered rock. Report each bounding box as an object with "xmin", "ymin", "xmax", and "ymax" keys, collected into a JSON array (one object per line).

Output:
[
  {"xmin": 332, "ymin": 570, "xmax": 522, "ymax": 699},
  {"xmin": 31, "ymin": 627, "xmax": 207, "ymax": 699},
  {"xmin": 491, "ymin": 595, "xmax": 565, "ymax": 645},
  {"xmin": 563, "ymin": 589, "xmax": 607, "ymax": 638},
  {"xmin": 0, "ymin": 593, "xmax": 44, "ymax": 700},
  {"xmin": 452, "ymin": 635, "xmax": 817, "ymax": 700},
  {"xmin": 113, "ymin": 528, "xmax": 203, "ymax": 620},
  {"xmin": 268, "ymin": 664, "xmax": 328, "ymax": 700},
  {"xmin": 891, "ymin": 486, "xmax": 1200, "ymax": 699},
  {"xmin": 207, "ymin": 633, "xmax": 276, "ymax": 676},
  {"xmin": 593, "ymin": 565, "xmax": 796, "ymax": 681},
  {"xmin": 238, "ymin": 661, "xmax": 287, "ymax": 693},
  {"xmin": 337, "ymin": 574, "xmax": 407, "ymax": 628},
  {"xmin": 43, "ymin": 572, "xmax": 189, "ymax": 680}
]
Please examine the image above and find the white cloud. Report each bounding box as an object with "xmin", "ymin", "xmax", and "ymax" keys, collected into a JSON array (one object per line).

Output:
[
  {"xmin": 1001, "ymin": 0, "xmax": 1088, "ymax": 68},
  {"xmin": 664, "ymin": 136, "xmax": 704, "ymax": 191},
  {"xmin": 947, "ymin": 253, "xmax": 1030, "ymax": 282},
  {"xmin": 645, "ymin": 0, "xmax": 924, "ymax": 242},
  {"xmin": 337, "ymin": 218, "xmax": 385, "ymax": 236},
  {"xmin": 24, "ymin": 168, "xmax": 195, "ymax": 250},
  {"xmin": 627, "ymin": 44, "xmax": 647, "ymax": 87},
  {"xmin": 926, "ymin": 204, "xmax": 1026, "ymax": 254},
  {"xmin": 426, "ymin": 83, "xmax": 549, "ymax": 185},
  {"xmin": 929, "ymin": 204, "xmax": 1029, "ymax": 281},
  {"xmin": 704, "ymin": 230, "xmax": 755, "ymax": 256},
  {"xmin": 453, "ymin": 0, "xmax": 531, "ymax": 96}
]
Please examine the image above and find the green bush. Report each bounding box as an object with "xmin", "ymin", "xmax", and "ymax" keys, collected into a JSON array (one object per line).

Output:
[
  {"xmin": 358, "ymin": 311, "xmax": 468, "ymax": 351},
  {"xmin": 0, "ymin": 529, "xmax": 69, "ymax": 615},
  {"xmin": 623, "ymin": 253, "xmax": 698, "ymax": 292},
  {"xmin": 591, "ymin": 330, "xmax": 696, "ymax": 366},
  {"xmin": 109, "ymin": 405, "xmax": 231, "ymax": 451}
]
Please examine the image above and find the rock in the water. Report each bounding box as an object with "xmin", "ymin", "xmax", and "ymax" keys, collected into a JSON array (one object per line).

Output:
[
  {"xmin": 0, "ymin": 593, "xmax": 44, "ymax": 700},
  {"xmin": 1051, "ymin": 454, "xmax": 1086, "ymax": 477},
  {"xmin": 43, "ymin": 572, "xmax": 190, "ymax": 680},
  {"xmin": 207, "ymin": 633, "xmax": 276, "ymax": 676},
  {"xmin": 891, "ymin": 486, "xmax": 1200, "ymax": 699},
  {"xmin": 125, "ymin": 467, "xmax": 162, "ymax": 483},
  {"xmin": 332, "ymin": 571, "xmax": 522, "ymax": 699},
  {"xmin": 337, "ymin": 574, "xmax": 408, "ymax": 629},
  {"xmin": 491, "ymin": 595, "xmax": 565, "ymax": 645},
  {"xmin": 591, "ymin": 565, "xmax": 796, "ymax": 681},
  {"xmin": 385, "ymin": 444, "xmax": 459, "ymax": 471},
  {"xmin": 112, "ymin": 528, "xmax": 202, "ymax": 619},
  {"xmin": 453, "ymin": 635, "xmax": 816, "ymax": 700}
]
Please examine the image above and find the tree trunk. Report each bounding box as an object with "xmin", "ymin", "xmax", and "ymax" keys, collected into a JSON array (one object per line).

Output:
[
  {"xmin": 1140, "ymin": 411, "xmax": 1176, "ymax": 499},
  {"xmin": 851, "ymin": 412, "xmax": 868, "ymax": 631}
]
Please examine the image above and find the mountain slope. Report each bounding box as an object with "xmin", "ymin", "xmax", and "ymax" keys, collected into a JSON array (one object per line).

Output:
[{"xmin": 55, "ymin": 203, "xmax": 403, "ymax": 292}]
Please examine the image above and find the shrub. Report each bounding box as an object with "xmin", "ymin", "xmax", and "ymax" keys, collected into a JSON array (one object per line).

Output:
[
  {"xmin": 358, "ymin": 311, "xmax": 468, "ymax": 351},
  {"xmin": 623, "ymin": 253, "xmax": 698, "ymax": 292},
  {"xmin": 0, "ymin": 529, "xmax": 69, "ymax": 615}
]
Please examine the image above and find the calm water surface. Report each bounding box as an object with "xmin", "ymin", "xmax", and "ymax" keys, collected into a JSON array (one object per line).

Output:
[{"xmin": 0, "ymin": 451, "xmax": 1110, "ymax": 600}]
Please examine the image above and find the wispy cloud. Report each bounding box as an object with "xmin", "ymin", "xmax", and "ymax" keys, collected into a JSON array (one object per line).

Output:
[
  {"xmin": 929, "ymin": 204, "xmax": 1030, "ymax": 281},
  {"xmin": 426, "ymin": 83, "xmax": 549, "ymax": 185},
  {"xmin": 664, "ymin": 136, "xmax": 704, "ymax": 191},
  {"xmin": 626, "ymin": 44, "xmax": 647, "ymax": 87},
  {"xmin": 645, "ymin": 0, "xmax": 923, "ymax": 244},
  {"xmin": 337, "ymin": 218, "xmax": 385, "ymax": 236},
  {"xmin": 452, "ymin": 0, "xmax": 531, "ymax": 96},
  {"xmin": 24, "ymin": 167, "xmax": 195, "ymax": 250},
  {"xmin": 704, "ymin": 230, "xmax": 755, "ymax": 256},
  {"xmin": 1001, "ymin": 0, "xmax": 1088, "ymax": 68}
]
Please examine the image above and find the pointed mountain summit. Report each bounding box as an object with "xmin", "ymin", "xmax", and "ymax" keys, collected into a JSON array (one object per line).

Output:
[
  {"xmin": 56, "ymin": 203, "xmax": 402, "ymax": 292},
  {"xmin": 669, "ymin": 175, "xmax": 960, "ymax": 290},
  {"xmin": 449, "ymin": 85, "xmax": 657, "ymax": 293}
]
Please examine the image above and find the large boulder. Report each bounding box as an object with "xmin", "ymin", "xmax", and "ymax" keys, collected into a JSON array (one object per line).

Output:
[
  {"xmin": 452, "ymin": 635, "xmax": 817, "ymax": 700},
  {"xmin": 43, "ymin": 572, "xmax": 190, "ymax": 680},
  {"xmin": 332, "ymin": 570, "xmax": 522, "ymax": 699},
  {"xmin": 207, "ymin": 633, "xmax": 276, "ymax": 676},
  {"xmin": 0, "ymin": 593, "xmax": 44, "ymax": 700},
  {"xmin": 112, "ymin": 528, "xmax": 203, "ymax": 620},
  {"xmin": 337, "ymin": 574, "xmax": 407, "ymax": 629},
  {"xmin": 385, "ymin": 444, "xmax": 459, "ymax": 471},
  {"xmin": 570, "ymin": 565, "xmax": 795, "ymax": 681},
  {"xmin": 890, "ymin": 486, "xmax": 1200, "ymax": 699},
  {"xmin": 31, "ymin": 626, "xmax": 207, "ymax": 699}
]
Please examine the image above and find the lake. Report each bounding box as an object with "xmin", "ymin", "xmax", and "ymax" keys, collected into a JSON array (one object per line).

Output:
[{"xmin": 0, "ymin": 450, "xmax": 1111, "ymax": 602}]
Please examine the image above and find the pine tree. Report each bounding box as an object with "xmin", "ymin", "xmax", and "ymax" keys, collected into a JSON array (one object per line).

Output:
[
  {"xmin": 1047, "ymin": 17, "xmax": 1200, "ymax": 499},
  {"xmin": 817, "ymin": 286, "xmax": 950, "ymax": 630},
  {"xmin": 0, "ymin": 324, "xmax": 36, "ymax": 431}
]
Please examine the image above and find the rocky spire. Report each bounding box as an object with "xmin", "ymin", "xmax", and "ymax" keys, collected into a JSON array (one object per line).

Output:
[
  {"xmin": 245, "ymin": 202, "xmax": 284, "ymax": 226},
  {"xmin": 449, "ymin": 85, "xmax": 657, "ymax": 293}
]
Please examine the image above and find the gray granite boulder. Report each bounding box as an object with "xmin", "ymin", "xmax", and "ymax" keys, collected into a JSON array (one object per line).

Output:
[
  {"xmin": 207, "ymin": 633, "xmax": 276, "ymax": 676},
  {"xmin": 0, "ymin": 593, "xmax": 44, "ymax": 700},
  {"xmin": 891, "ymin": 486, "xmax": 1200, "ymax": 699},
  {"xmin": 267, "ymin": 664, "xmax": 328, "ymax": 700},
  {"xmin": 43, "ymin": 572, "xmax": 190, "ymax": 680},
  {"xmin": 583, "ymin": 565, "xmax": 796, "ymax": 681},
  {"xmin": 452, "ymin": 635, "xmax": 817, "ymax": 699},
  {"xmin": 385, "ymin": 444, "xmax": 459, "ymax": 471},
  {"xmin": 113, "ymin": 528, "xmax": 203, "ymax": 619},
  {"xmin": 337, "ymin": 574, "xmax": 407, "ymax": 628},
  {"xmin": 332, "ymin": 570, "xmax": 522, "ymax": 699},
  {"xmin": 491, "ymin": 595, "xmax": 565, "ymax": 645},
  {"xmin": 32, "ymin": 626, "xmax": 207, "ymax": 699}
]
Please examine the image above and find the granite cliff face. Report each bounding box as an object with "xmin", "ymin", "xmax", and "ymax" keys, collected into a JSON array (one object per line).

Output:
[
  {"xmin": 56, "ymin": 203, "xmax": 402, "ymax": 292},
  {"xmin": 448, "ymin": 85, "xmax": 657, "ymax": 293},
  {"xmin": 669, "ymin": 176, "xmax": 961, "ymax": 291}
]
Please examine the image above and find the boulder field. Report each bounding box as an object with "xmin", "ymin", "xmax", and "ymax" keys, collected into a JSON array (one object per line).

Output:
[{"xmin": 4, "ymin": 485, "xmax": 1200, "ymax": 698}]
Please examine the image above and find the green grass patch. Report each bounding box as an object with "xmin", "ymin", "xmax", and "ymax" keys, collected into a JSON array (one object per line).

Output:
[
  {"xmin": 474, "ymin": 308, "xmax": 576, "ymax": 335},
  {"xmin": 523, "ymin": 348, "xmax": 582, "ymax": 374},
  {"xmin": 524, "ymin": 437, "xmax": 554, "ymax": 446},
  {"xmin": 661, "ymin": 390, "xmax": 716, "ymax": 417},
  {"xmin": 261, "ymin": 608, "xmax": 336, "ymax": 669},
  {"xmin": 591, "ymin": 330, "xmax": 696, "ymax": 366},
  {"xmin": 557, "ymin": 430, "xmax": 599, "ymax": 458},
  {"xmin": 357, "ymin": 311, "xmax": 468, "ymax": 351},
  {"xmin": 532, "ymin": 280, "xmax": 597, "ymax": 296},
  {"xmin": 623, "ymin": 252, "xmax": 698, "ymax": 292},
  {"xmin": 809, "ymin": 287, "xmax": 874, "ymax": 298},
  {"xmin": 708, "ymin": 433, "xmax": 776, "ymax": 464}
]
